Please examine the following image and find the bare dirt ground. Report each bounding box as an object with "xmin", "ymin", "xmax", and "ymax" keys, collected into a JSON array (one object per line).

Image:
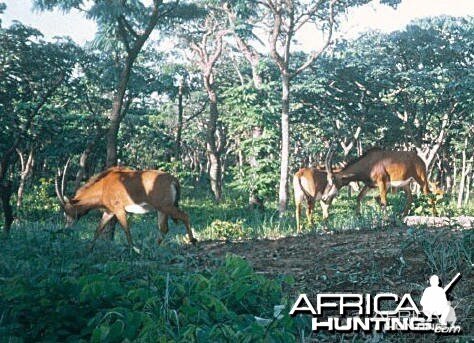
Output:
[
  {"xmin": 184, "ymin": 224, "xmax": 473, "ymax": 341},
  {"xmin": 187, "ymin": 226, "xmax": 469, "ymax": 295}
]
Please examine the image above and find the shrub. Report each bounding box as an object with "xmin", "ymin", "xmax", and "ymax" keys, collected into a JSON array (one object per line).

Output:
[{"xmin": 208, "ymin": 220, "xmax": 246, "ymax": 240}]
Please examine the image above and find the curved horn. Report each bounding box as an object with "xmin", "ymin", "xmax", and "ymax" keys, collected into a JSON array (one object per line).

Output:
[
  {"xmin": 55, "ymin": 158, "xmax": 71, "ymax": 209},
  {"xmin": 325, "ymin": 144, "xmax": 336, "ymax": 183},
  {"xmin": 55, "ymin": 168, "xmax": 66, "ymax": 208},
  {"xmin": 61, "ymin": 158, "xmax": 71, "ymax": 201}
]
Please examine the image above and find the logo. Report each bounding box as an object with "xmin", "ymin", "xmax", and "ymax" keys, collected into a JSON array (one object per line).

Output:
[{"xmin": 289, "ymin": 273, "xmax": 461, "ymax": 334}]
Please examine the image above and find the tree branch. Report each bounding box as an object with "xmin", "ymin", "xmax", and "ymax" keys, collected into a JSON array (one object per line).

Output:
[
  {"xmin": 117, "ymin": 19, "xmax": 132, "ymax": 54},
  {"xmin": 268, "ymin": 5, "xmax": 285, "ymax": 71},
  {"xmin": 293, "ymin": 0, "xmax": 336, "ymax": 77}
]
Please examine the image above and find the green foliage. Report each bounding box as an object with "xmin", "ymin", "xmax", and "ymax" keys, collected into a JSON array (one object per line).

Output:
[
  {"xmin": 0, "ymin": 227, "xmax": 295, "ymax": 342},
  {"xmin": 0, "ymin": 22, "xmax": 78, "ymax": 154},
  {"xmin": 409, "ymin": 193, "xmax": 443, "ymax": 216},
  {"xmin": 223, "ymin": 83, "xmax": 281, "ymax": 200},
  {"xmin": 208, "ymin": 219, "xmax": 245, "ymax": 240},
  {"xmin": 16, "ymin": 178, "xmax": 60, "ymax": 220}
]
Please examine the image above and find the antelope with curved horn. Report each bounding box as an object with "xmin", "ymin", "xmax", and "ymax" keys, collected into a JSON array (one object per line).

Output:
[
  {"xmin": 322, "ymin": 146, "xmax": 438, "ymax": 216},
  {"xmin": 55, "ymin": 164, "xmax": 197, "ymax": 250}
]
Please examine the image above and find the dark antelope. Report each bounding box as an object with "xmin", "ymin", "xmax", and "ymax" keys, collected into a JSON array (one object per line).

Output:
[
  {"xmin": 55, "ymin": 165, "xmax": 196, "ymax": 250},
  {"xmin": 322, "ymin": 147, "xmax": 438, "ymax": 216},
  {"xmin": 293, "ymin": 167, "xmax": 334, "ymax": 232}
]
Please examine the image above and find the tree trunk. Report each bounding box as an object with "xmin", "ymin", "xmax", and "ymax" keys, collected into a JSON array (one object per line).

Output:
[
  {"xmin": 464, "ymin": 163, "xmax": 472, "ymax": 205},
  {"xmin": 249, "ymin": 126, "xmax": 264, "ymax": 209},
  {"xmin": 74, "ymin": 136, "xmax": 100, "ymax": 191},
  {"xmin": 453, "ymin": 159, "xmax": 457, "ymax": 195},
  {"xmin": 457, "ymin": 138, "xmax": 468, "ymax": 208},
  {"xmin": 106, "ymin": 59, "xmax": 133, "ymax": 168},
  {"xmin": 16, "ymin": 148, "xmax": 34, "ymax": 210},
  {"xmin": 237, "ymin": 138, "xmax": 244, "ymax": 173},
  {"xmin": 237, "ymin": 40, "xmax": 262, "ymax": 88},
  {"xmin": 1, "ymin": 180, "xmax": 14, "ymax": 235},
  {"xmin": 0, "ymin": 149, "xmax": 15, "ymax": 234},
  {"xmin": 278, "ymin": 74, "xmax": 290, "ymax": 214},
  {"xmin": 104, "ymin": 58, "xmax": 135, "ymax": 240},
  {"xmin": 416, "ymin": 113, "xmax": 449, "ymax": 175},
  {"xmin": 175, "ymin": 81, "xmax": 184, "ymax": 159},
  {"xmin": 207, "ymin": 95, "xmax": 222, "ymax": 201}
]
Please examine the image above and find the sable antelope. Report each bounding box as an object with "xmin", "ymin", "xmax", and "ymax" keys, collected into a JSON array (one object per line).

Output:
[
  {"xmin": 322, "ymin": 147, "xmax": 438, "ymax": 216},
  {"xmin": 55, "ymin": 165, "xmax": 197, "ymax": 249},
  {"xmin": 293, "ymin": 167, "xmax": 333, "ymax": 233}
]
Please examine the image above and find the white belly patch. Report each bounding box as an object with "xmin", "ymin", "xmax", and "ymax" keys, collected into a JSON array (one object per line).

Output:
[
  {"xmin": 388, "ymin": 178, "xmax": 414, "ymax": 188},
  {"xmin": 125, "ymin": 202, "xmax": 154, "ymax": 214}
]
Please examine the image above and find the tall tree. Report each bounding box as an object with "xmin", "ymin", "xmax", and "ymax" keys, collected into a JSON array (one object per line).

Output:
[
  {"xmin": 255, "ymin": 0, "xmax": 381, "ymax": 214},
  {"xmin": 260, "ymin": 0, "xmax": 336, "ymax": 214},
  {"xmin": 186, "ymin": 11, "xmax": 230, "ymax": 201},
  {"xmin": 33, "ymin": 0, "xmax": 169, "ymax": 167}
]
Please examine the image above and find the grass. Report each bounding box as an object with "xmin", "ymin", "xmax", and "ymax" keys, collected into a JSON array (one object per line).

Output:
[{"xmin": 6, "ymin": 184, "xmax": 473, "ymax": 246}]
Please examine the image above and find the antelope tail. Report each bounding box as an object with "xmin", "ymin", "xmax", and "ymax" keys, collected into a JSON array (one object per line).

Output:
[{"xmin": 297, "ymin": 176, "xmax": 314, "ymax": 202}]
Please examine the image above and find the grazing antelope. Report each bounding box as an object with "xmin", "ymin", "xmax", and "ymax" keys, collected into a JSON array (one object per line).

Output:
[
  {"xmin": 293, "ymin": 167, "xmax": 333, "ymax": 232},
  {"xmin": 322, "ymin": 147, "xmax": 438, "ymax": 216},
  {"xmin": 55, "ymin": 165, "xmax": 197, "ymax": 250}
]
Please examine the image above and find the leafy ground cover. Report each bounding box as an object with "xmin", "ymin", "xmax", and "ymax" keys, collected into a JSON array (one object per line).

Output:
[{"xmin": 0, "ymin": 227, "xmax": 296, "ymax": 342}]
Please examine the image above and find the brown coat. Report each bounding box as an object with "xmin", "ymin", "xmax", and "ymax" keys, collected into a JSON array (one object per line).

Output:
[
  {"xmin": 293, "ymin": 167, "xmax": 331, "ymax": 232},
  {"xmin": 57, "ymin": 167, "xmax": 196, "ymax": 248}
]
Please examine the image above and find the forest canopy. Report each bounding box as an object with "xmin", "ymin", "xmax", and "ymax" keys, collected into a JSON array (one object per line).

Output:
[{"xmin": 0, "ymin": 1, "xmax": 472, "ymax": 227}]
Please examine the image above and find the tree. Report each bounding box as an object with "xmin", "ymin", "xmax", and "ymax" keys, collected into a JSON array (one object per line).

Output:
[
  {"xmin": 0, "ymin": 23, "xmax": 77, "ymax": 232},
  {"xmin": 254, "ymin": 0, "xmax": 376, "ymax": 214},
  {"xmin": 185, "ymin": 9, "xmax": 230, "ymax": 201},
  {"xmin": 34, "ymin": 0, "xmax": 170, "ymax": 167}
]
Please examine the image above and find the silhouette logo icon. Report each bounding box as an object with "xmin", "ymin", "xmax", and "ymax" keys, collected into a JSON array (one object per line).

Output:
[{"xmin": 420, "ymin": 273, "xmax": 460, "ymax": 326}]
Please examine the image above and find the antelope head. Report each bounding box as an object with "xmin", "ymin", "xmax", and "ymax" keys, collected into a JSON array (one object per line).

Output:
[
  {"xmin": 322, "ymin": 145, "xmax": 339, "ymax": 202},
  {"xmin": 55, "ymin": 159, "xmax": 77, "ymax": 226}
]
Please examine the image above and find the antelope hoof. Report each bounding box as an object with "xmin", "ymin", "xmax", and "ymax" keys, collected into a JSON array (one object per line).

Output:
[
  {"xmin": 190, "ymin": 237, "xmax": 197, "ymax": 245},
  {"xmin": 157, "ymin": 238, "xmax": 163, "ymax": 245}
]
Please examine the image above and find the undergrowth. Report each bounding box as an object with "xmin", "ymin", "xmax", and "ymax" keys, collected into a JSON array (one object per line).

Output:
[
  {"xmin": 0, "ymin": 226, "xmax": 296, "ymax": 341},
  {"xmin": 0, "ymin": 186, "xmax": 472, "ymax": 342}
]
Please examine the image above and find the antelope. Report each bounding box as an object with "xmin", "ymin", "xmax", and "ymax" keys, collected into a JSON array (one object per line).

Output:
[
  {"xmin": 55, "ymin": 165, "xmax": 197, "ymax": 250},
  {"xmin": 322, "ymin": 147, "xmax": 438, "ymax": 216},
  {"xmin": 293, "ymin": 167, "xmax": 334, "ymax": 233}
]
